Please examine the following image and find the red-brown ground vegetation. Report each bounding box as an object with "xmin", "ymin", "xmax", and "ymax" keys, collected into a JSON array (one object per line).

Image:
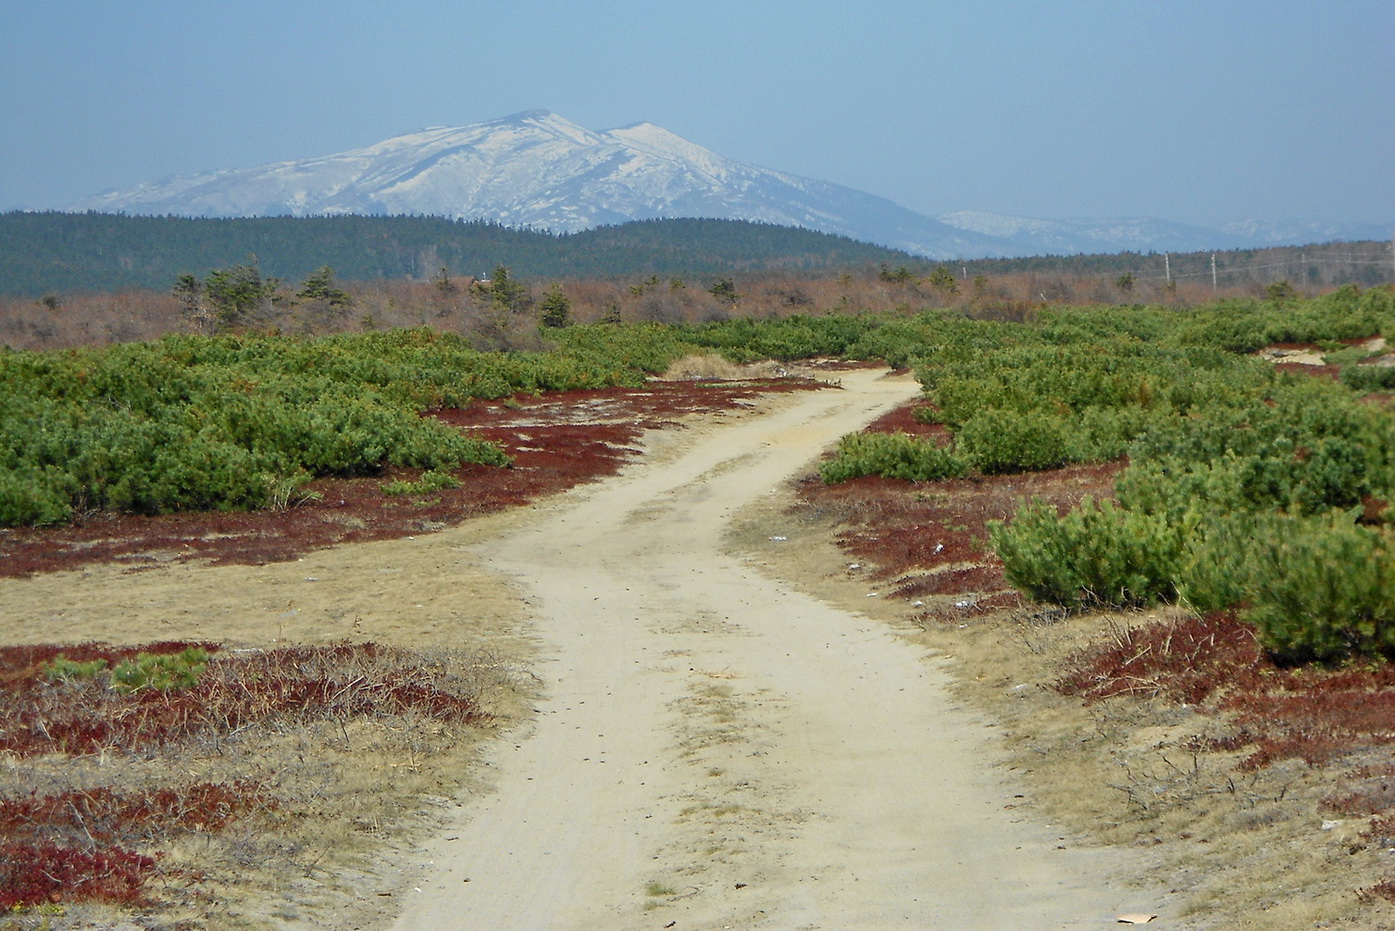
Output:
[
  {"xmin": 0, "ymin": 640, "xmax": 489, "ymax": 910},
  {"xmin": 795, "ymin": 439, "xmax": 1123, "ymax": 620},
  {"xmin": 1275, "ymin": 361, "xmax": 1344, "ymax": 381},
  {"xmin": 0, "ymin": 642, "xmax": 486, "ymax": 758},
  {"xmin": 0, "ymin": 840, "xmax": 156, "ymax": 910},
  {"xmin": 1054, "ymin": 610, "xmax": 1395, "ymax": 770}
]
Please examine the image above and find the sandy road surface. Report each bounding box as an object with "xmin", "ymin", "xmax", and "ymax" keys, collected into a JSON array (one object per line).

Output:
[{"xmin": 390, "ymin": 369, "xmax": 1151, "ymax": 930}]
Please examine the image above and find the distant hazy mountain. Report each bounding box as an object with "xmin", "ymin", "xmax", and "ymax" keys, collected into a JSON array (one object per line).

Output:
[
  {"xmin": 73, "ymin": 110, "xmax": 1389, "ymax": 259},
  {"xmin": 1215, "ymin": 218, "xmax": 1393, "ymax": 246},
  {"xmin": 936, "ymin": 210, "xmax": 1236, "ymax": 254},
  {"xmin": 937, "ymin": 210, "xmax": 1391, "ymax": 255}
]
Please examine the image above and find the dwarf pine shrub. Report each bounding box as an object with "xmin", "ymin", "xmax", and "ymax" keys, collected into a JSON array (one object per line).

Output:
[
  {"xmin": 957, "ymin": 408, "xmax": 1072, "ymax": 475},
  {"xmin": 989, "ymin": 497, "xmax": 1187, "ymax": 610},
  {"xmin": 1341, "ymin": 365, "xmax": 1395, "ymax": 392},
  {"xmin": 110, "ymin": 648, "xmax": 209, "ymax": 693},
  {"xmin": 43, "ymin": 655, "xmax": 109, "ymax": 681},
  {"xmin": 819, "ymin": 432, "xmax": 967, "ymax": 484},
  {"xmin": 382, "ymin": 470, "xmax": 463, "ymax": 496},
  {"xmin": 1175, "ymin": 513, "xmax": 1259, "ymax": 614},
  {"xmin": 1236, "ymin": 515, "xmax": 1395, "ymax": 663}
]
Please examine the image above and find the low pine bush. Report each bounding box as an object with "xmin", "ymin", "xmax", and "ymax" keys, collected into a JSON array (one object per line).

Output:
[
  {"xmin": 957, "ymin": 408, "xmax": 1072, "ymax": 475},
  {"xmin": 819, "ymin": 432, "xmax": 967, "ymax": 483},
  {"xmin": 0, "ymin": 467, "xmax": 73, "ymax": 526},
  {"xmin": 1341, "ymin": 365, "xmax": 1395, "ymax": 392},
  {"xmin": 1238, "ymin": 516, "xmax": 1395, "ymax": 663},
  {"xmin": 989, "ymin": 497, "xmax": 1186, "ymax": 610},
  {"xmin": 382, "ymin": 469, "xmax": 463, "ymax": 496},
  {"xmin": 110, "ymin": 647, "xmax": 209, "ymax": 693},
  {"xmin": 43, "ymin": 654, "xmax": 109, "ymax": 681},
  {"xmin": 41, "ymin": 647, "xmax": 209, "ymax": 693}
]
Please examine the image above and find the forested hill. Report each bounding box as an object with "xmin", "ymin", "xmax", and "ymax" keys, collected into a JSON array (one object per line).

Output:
[
  {"xmin": 4, "ymin": 211, "xmax": 1387, "ymax": 299},
  {"xmin": 0, "ymin": 212, "xmax": 921, "ymax": 297}
]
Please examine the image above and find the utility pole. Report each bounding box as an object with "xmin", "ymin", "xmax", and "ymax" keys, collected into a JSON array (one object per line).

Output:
[
  {"xmin": 1164, "ymin": 253, "xmax": 1171, "ymax": 286},
  {"xmin": 1211, "ymin": 253, "xmax": 1218, "ymax": 292}
]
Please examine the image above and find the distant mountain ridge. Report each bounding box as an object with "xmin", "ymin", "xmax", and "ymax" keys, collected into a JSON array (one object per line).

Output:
[
  {"xmin": 936, "ymin": 210, "xmax": 1391, "ymax": 255},
  {"xmin": 73, "ymin": 110, "xmax": 1390, "ymax": 258}
]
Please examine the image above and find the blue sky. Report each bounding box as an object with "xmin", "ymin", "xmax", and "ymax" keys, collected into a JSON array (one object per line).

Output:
[{"xmin": 2, "ymin": 0, "xmax": 1391, "ymax": 226}]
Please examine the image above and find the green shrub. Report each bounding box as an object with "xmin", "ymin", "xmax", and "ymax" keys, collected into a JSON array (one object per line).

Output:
[
  {"xmin": 1174, "ymin": 513, "xmax": 1257, "ymax": 614},
  {"xmin": 1341, "ymin": 365, "xmax": 1395, "ymax": 392},
  {"xmin": 989, "ymin": 497, "xmax": 1186, "ymax": 609},
  {"xmin": 110, "ymin": 648, "xmax": 209, "ymax": 693},
  {"xmin": 957, "ymin": 408, "xmax": 1072, "ymax": 474},
  {"xmin": 1236, "ymin": 516, "xmax": 1395, "ymax": 663},
  {"xmin": 43, "ymin": 655, "xmax": 109, "ymax": 681},
  {"xmin": 0, "ymin": 468, "xmax": 74, "ymax": 526},
  {"xmin": 382, "ymin": 470, "xmax": 463, "ymax": 496},
  {"xmin": 1117, "ymin": 455, "xmax": 1253, "ymax": 522},
  {"xmin": 684, "ymin": 314, "xmax": 877, "ymax": 362},
  {"xmin": 819, "ymin": 432, "xmax": 967, "ymax": 483},
  {"xmin": 1070, "ymin": 405, "xmax": 1158, "ymax": 462}
]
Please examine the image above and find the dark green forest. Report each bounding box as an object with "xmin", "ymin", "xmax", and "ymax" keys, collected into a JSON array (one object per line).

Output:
[
  {"xmin": 0, "ymin": 213, "xmax": 921, "ymax": 296},
  {"xmin": 3, "ymin": 211, "xmax": 1389, "ymax": 298}
]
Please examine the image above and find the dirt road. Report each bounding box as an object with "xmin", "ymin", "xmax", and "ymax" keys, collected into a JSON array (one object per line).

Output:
[{"xmin": 389, "ymin": 368, "xmax": 1153, "ymax": 930}]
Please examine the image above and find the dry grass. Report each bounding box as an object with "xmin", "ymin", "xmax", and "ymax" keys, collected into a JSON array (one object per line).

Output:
[
  {"xmin": 0, "ymin": 266, "xmax": 1327, "ymax": 354},
  {"xmin": 661, "ymin": 353, "xmax": 792, "ymax": 381},
  {"xmin": 0, "ymin": 642, "xmax": 534, "ymax": 929},
  {"xmin": 935, "ymin": 608, "xmax": 1395, "ymax": 929}
]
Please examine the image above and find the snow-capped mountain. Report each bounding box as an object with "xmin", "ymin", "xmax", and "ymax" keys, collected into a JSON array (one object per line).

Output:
[
  {"xmin": 73, "ymin": 111, "xmax": 1389, "ymax": 259},
  {"xmin": 75, "ymin": 110, "xmax": 1002, "ymax": 259}
]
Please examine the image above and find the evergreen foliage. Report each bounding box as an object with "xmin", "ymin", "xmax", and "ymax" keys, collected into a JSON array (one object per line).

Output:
[
  {"xmin": 818, "ymin": 432, "xmax": 967, "ymax": 484},
  {"xmin": 988, "ymin": 498, "xmax": 1186, "ymax": 610},
  {"xmin": 485, "ymin": 264, "xmax": 528, "ymax": 312},
  {"xmin": 538, "ymin": 284, "xmax": 572, "ymax": 328},
  {"xmin": 203, "ymin": 261, "xmax": 282, "ymax": 329},
  {"xmin": 296, "ymin": 265, "xmax": 352, "ymax": 307},
  {"xmin": 0, "ymin": 325, "xmax": 707, "ymax": 527},
  {"xmin": 917, "ymin": 289, "xmax": 1395, "ymax": 662},
  {"xmin": 708, "ymin": 277, "xmax": 739, "ymax": 305},
  {"xmin": 0, "ymin": 212, "xmax": 925, "ymax": 297}
]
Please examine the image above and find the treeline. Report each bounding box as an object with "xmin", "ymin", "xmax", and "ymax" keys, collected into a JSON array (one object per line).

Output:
[
  {"xmin": 2, "ymin": 257, "xmax": 1384, "ymax": 354},
  {"xmin": 0, "ymin": 212, "xmax": 920, "ymax": 297},
  {"xmin": 3, "ymin": 211, "xmax": 1389, "ymax": 300}
]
